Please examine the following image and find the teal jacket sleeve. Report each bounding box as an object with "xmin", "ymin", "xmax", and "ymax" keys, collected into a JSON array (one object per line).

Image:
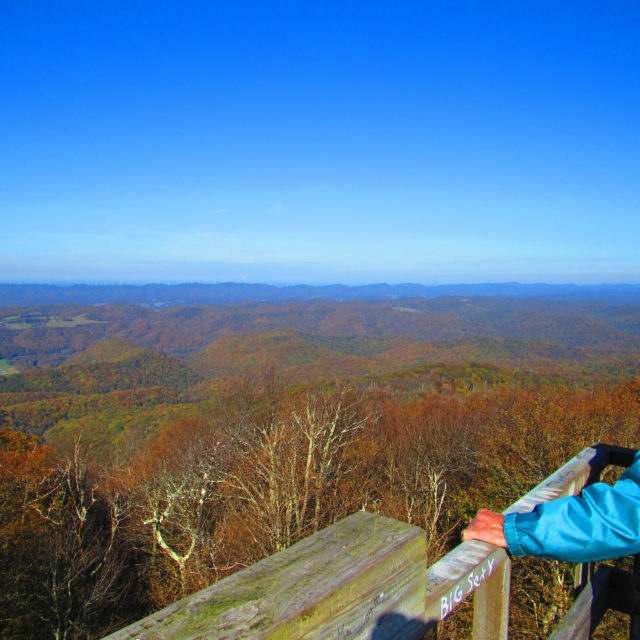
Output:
[{"xmin": 503, "ymin": 451, "xmax": 640, "ymax": 563}]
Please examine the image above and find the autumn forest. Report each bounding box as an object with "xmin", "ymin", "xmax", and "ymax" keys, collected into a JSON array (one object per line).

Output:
[{"xmin": 2, "ymin": 288, "xmax": 640, "ymax": 639}]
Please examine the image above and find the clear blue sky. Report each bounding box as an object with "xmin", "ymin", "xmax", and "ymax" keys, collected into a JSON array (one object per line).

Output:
[{"xmin": 2, "ymin": 1, "xmax": 639, "ymax": 285}]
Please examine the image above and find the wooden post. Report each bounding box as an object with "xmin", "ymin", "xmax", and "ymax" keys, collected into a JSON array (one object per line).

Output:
[
  {"xmin": 548, "ymin": 566, "xmax": 611, "ymax": 640},
  {"xmin": 424, "ymin": 446, "xmax": 604, "ymax": 632},
  {"xmin": 102, "ymin": 512, "xmax": 428, "ymax": 640},
  {"xmin": 472, "ymin": 555, "xmax": 511, "ymax": 640}
]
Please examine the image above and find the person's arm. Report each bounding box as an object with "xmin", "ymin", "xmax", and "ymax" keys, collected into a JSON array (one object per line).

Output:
[{"xmin": 464, "ymin": 451, "xmax": 640, "ymax": 563}]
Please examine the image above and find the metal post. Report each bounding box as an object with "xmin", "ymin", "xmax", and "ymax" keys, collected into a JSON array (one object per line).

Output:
[
  {"xmin": 574, "ymin": 561, "xmax": 593, "ymax": 595},
  {"xmin": 630, "ymin": 554, "xmax": 640, "ymax": 640},
  {"xmin": 472, "ymin": 555, "xmax": 511, "ymax": 640}
]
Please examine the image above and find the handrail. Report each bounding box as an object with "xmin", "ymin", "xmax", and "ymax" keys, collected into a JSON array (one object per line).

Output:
[
  {"xmin": 103, "ymin": 444, "xmax": 638, "ymax": 639},
  {"xmin": 423, "ymin": 444, "xmax": 627, "ymax": 638}
]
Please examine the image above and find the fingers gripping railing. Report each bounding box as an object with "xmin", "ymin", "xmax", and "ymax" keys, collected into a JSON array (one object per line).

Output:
[{"xmin": 424, "ymin": 444, "xmax": 637, "ymax": 639}]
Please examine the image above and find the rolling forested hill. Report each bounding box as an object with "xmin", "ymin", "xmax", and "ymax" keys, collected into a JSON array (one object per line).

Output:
[
  {"xmin": 2, "ymin": 296, "xmax": 640, "ymax": 370},
  {"xmin": 0, "ymin": 341, "xmax": 200, "ymax": 393},
  {"xmin": 0, "ymin": 292, "xmax": 638, "ymax": 453}
]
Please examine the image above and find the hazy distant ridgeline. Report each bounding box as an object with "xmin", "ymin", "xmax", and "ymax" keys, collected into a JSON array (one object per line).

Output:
[{"xmin": 2, "ymin": 281, "xmax": 640, "ymax": 306}]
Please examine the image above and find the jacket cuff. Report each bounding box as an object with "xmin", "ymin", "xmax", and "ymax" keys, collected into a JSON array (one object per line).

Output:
[{"xmin": 503, "ymin": 513, "xmax": 526, "ymax": 556}]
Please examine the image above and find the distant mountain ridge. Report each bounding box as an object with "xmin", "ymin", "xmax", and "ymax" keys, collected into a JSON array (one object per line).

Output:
[{"xmin": 2, "ymin": 281, "xmax": 640, "ymax": 306}]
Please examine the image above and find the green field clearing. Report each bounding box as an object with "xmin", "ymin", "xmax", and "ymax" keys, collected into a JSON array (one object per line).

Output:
[
  {"xmin": 0, "ymin": 359, "xmax": 18, "ymax": 375},
  {"xmin": 47, "ymin": 314, "xmax": 106, "ymax": 327},
  {"xmin": 0, "ymin": 314, "xmax": 106, "ymax": 329}
]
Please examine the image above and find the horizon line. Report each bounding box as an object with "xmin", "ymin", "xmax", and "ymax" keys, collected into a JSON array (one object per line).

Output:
[{"xmin": 1, "ymin": 280, "xmax": 640, "ymax": 288}]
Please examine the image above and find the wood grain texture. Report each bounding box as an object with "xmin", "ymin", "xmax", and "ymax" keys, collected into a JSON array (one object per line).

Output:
[
  {"xmin": 547, "ymin": 565, "xmax": 611, "ymax": 640},
  {"xmin": 103, "ymin": 512, "xmax": 427, "ymax": 640},
  {"xmin": 472, "ymin": 556, "xmax": 511, "ymax": 640},
  {"xmin": 424, "ymin": 446, "xmax": 603, "ymax": 628}
]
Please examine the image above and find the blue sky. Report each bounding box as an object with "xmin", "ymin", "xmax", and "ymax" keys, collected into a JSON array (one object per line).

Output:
[{"xmin": 2, "ymin": 1, "xmax": 639, "ymax": 285}]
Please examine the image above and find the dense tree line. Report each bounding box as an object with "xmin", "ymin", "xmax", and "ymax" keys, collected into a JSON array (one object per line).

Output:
[
  {"xmin": 3, "ymin": 387, "xmax": 187, "ymax": 436},
  {"xmin": 0, "ymin": 352, "xmax": 200, "ymax": 394}
]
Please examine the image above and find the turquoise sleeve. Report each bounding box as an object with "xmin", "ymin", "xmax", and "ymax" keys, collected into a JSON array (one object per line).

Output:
[{"xmin": 503, "ymin": 451, "xmax": 640, "ymax": 563}]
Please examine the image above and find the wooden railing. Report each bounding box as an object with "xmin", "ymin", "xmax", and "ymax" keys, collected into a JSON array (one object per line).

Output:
[{"xmin": 103, "ymin": 444, "xmax": 639, "ymax": 640}]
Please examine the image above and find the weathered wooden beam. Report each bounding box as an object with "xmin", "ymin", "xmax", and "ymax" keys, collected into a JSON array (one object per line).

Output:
[
  {"xmin": 472, "ymin": 555, "xmax": 511, "ymax": 640},
  {"xmin": 102, "ymin": 512, "xmax": 428, "ymax": 640},
  {"xmin": 424, "ymin": 446, "xmax": 604, "ymax": 631},
  {"xmin": 547, "ymin": 565, "xmax": 611, "ymax": 640},
  {"xmin": 424, "ymin": 542, "xmax": 509, "ymax": 634},
  {"xmin": 504, "ymin": 446, "xmax": 604, "ymax": 517}
]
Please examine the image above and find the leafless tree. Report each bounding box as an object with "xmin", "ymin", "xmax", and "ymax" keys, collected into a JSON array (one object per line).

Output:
[
  {"xmin": 29, "ymin": 444, "xmax": 130, "ymax": 640},
  {"xmin": 225, "ymin": 390, "xmax": 368, "ymax": 555},
  {"xmin": 133, "ymin": 429, "xmax": 229, "ymax": 593},
  {"xmin": 382, "ymin": 431, "xmax": 450, "ymax": 560}
]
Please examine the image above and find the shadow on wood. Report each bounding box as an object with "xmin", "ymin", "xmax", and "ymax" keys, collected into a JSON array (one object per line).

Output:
[{"xmin": 369, "ymin": 613, "xmax": 432, "ymax": 639}]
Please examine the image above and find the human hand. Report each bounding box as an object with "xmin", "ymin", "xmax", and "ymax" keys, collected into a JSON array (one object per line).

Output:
[{"xmin": 462, "ymin": 509, "xmax": 507, "ymax": 548}]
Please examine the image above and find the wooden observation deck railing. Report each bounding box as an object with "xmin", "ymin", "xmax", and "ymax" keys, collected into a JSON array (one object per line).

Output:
[{"xmin": 104, "ymin": 444, "xmax": 639, "ymax": 640}]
